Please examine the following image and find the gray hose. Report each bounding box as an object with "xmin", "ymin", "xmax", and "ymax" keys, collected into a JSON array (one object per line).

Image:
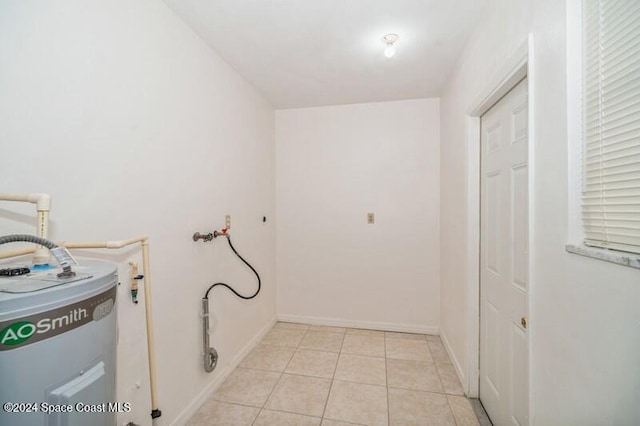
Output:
[
  {"xmin": 0, "ymin": 234, "xmax": 58, "ymax": 249},
  {"xmin": 0, "ymin": 234, "xmax": 74, "ymax": 278}
]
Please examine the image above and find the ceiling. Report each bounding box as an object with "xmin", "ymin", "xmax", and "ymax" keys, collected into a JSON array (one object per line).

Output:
[{"xmin": 162, "ymin": 0, "xmax": 486, "ymax": 109}]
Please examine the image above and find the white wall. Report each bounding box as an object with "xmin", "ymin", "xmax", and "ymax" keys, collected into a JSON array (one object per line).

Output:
[
  {"xmin": 0, "ymin": 1, "xmax": 275, "ymax": 425},
  {"xmin": 276, "ymin": 99, "xmax": 440, "ymax": 332},
  {"xmin": 439, "ymin": 0, "xmax": 640, "ymax": 424},
  {"xmin": 439, "ymin": 0, "xmax": 534, "ymax": 393}
]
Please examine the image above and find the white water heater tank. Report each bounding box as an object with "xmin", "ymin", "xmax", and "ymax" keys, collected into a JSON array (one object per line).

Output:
[{"xmin": 0, "ymin": 260, "xmax": 117, "ymax": 426}]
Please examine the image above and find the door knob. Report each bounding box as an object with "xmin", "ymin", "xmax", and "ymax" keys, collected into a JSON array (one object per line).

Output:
[{"xmin": 521, "ymin": 317, "xmax": 527, "ymax": 328}]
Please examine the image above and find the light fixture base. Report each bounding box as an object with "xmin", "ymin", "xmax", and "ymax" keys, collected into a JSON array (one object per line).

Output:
[
  {"xmin": 382, "ymin": 33, "xmax": 399, "ymax": 45},
  {"xmin": 382, "ymin": 33, "xmax": 399, "ymax": 58}
]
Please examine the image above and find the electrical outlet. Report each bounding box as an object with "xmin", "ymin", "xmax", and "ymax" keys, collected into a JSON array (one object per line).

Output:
[
  {"xmin": 367, "ymin": 212, "xmax": 375, "ymax": 224},
  {"xmin": 225, "ymin": 215, "xmax": 231, "ymax": 229}
]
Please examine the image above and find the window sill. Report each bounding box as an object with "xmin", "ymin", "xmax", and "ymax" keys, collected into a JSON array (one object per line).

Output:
[{"xmin": 565, "ymin": 244, "xmax": 640, "ymax": 270}]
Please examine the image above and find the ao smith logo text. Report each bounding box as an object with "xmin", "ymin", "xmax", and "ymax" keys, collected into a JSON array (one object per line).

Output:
[
  {"xmin": 0, "ymin": 286, "xmax": 116, "ymax": 351},
  {"xmin": 0, "ymin": 308, "xmax": 88, "ymax": 346}
]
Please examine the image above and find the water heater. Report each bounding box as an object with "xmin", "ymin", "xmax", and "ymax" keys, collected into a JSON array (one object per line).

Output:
[{"xmin": 0, "ymin": 260, "xmax": 117, "ymax": 426}]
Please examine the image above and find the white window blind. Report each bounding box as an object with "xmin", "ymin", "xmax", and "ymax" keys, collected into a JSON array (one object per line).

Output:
[{"xmin": 582, "ymin": 0, "xmax": 640, "ymax": 254}]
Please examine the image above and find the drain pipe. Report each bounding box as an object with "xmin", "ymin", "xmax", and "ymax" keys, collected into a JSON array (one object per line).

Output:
[
  {"xmin": 201, "ymin": 298, "xmax": 218, "ymax": 372},
  {"xmin": 0, "ymin": 193, "xmax": 51, "ymax": 264},
  {"xmin": 60, "ymin": 236, "xmax": 161, "ymax": 420}
]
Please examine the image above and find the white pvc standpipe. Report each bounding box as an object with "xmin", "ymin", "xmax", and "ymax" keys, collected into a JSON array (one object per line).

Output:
[
  {"xmin": 33, "ymin": 211, "xmax": 50, "ymax": 264},
  {"xmin": 60, "ymin": 236, "xmax": 161, "ymax": 419},
  {"xmin": 141, "ymin": 239, "xmax": 160, "ymax": 416},
  {"xmin": 0, "ymin": 246, "xmax": 37, "ymax": 259}
]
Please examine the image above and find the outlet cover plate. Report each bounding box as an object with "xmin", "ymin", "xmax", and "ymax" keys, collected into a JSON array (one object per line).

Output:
[{"xmin": 367, "ymin": 213, "xmax": 375, "ymax": 224}]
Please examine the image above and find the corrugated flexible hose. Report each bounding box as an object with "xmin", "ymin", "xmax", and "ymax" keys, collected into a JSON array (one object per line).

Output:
[{"xmin": 0, "ymin": 234, "xmax": 74, "ymax": 278}]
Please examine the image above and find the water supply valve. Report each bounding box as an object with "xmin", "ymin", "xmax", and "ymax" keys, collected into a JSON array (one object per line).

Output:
[
  {"xmin": 213, "ymin": 228, "xmax": 229, "ymax": 239},
  {"xmin": 192, "ymin": 232, "xmax": 214, "ymax": 242},
  {"xmin": 129, "ymin": 261, "xmax": 144, "ymax": 304}
]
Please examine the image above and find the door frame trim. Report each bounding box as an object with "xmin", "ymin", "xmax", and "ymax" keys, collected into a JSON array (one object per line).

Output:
[{"xmin": 464, "ymin": 34, "xmax": 535, "ymax": 418}]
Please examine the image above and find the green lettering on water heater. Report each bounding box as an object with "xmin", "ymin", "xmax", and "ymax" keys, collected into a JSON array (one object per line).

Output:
[{"xmin": 0, "ymin": 321, "xmax": 36, "ymax": 345}]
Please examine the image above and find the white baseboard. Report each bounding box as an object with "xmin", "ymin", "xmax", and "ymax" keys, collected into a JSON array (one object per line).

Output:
[
  {"xmin": 439, "ymin": 329, "xmax": 469, "ymax": 395},
  {"xmin": 170, "ymin": 316, "xmax": 277, "ymax": 426},
  {"xmin": 277, "ymin": 314, "xmax": 439, "ymax": 336}
]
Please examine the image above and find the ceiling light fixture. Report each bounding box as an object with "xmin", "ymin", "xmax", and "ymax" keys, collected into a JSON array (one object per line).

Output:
[{"xmin": 382, "ymin": 33, "xmax": 399, "ymax": 58}]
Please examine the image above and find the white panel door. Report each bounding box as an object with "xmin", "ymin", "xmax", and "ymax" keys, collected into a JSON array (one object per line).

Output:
[{"xmin": 480, "ymin": 78, "xmax": 528, "ymax": 426}]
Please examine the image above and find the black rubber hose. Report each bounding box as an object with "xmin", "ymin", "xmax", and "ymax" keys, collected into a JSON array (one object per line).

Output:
[
  {"xmin": 0, "ymin": 234, "xmax": 58, "ymax": 249},
  {"xmin": 204, "ymin": 236, "xmax": 261, "ymax": 300}
]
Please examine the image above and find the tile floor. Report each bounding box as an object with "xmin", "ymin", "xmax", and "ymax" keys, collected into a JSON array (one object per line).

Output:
[{"xmin": 188, "ymin": 322, "xmax": 489, "ymax": 426}]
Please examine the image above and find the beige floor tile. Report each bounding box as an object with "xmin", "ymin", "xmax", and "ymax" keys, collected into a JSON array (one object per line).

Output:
[
  {"xmin": 206, "ymin": 325, "xmax": 482, "ymax": 426},
  {"xmin": 187, "ymin": 400, "xmax": 259, "ymax": 426},
  {"xmin": 265, "ymin": 374, "xmax": 332, "ymax": 417},
  {"xmin": 388, "ymin": 388, "xmax": 455, "ymax": 426},
  {"xmin": 261, "ymin": 328, "xmax": 306, "ymax": 347},
  {"xmin": 324, "ymin": 380, "xmax": 388, "ymax": 426},
  {"xmin": 274, "ymin": 322, "xmax": 310, "ymax": 331},
  {"xmin": 437, "ymin": 363, "xmax": 464, "ymax": 395},
  {"xmin": 213, "ymin": 368, "xmax": 280, "ymax": 407},
  {"xmin": 385, "ymin": 331, "xmax": 426, "ymax": 340},
  {"xmin": 334, "ymin": 353, "xmax": 386, "ymax": 386},
  {"xmin": 448, "ymin": 395, "xmax": 481, "ymax": 426},
  {"xmin": 239, "ymin": 344, "xmax": 295, "ymax": 372},
  {"xmin": 427, "ymin": 340, "xmax": 452, "ymax": 364},
  {"xmin": 341, "ymin": 334, "xmax": 385, "ymax": 357},
  {"xmin": 387, "ymin": 358, "xmax": 444, "ymax": 393},
  {"xmin": 321, "ymin": 420, "xmax": 366, "ymax": 426},
  {"xmin": 309, "ymin": 325, "xmax": 347, "ymax": 334},
  {"xmin": 254, "ymin": 409, "xmax": 321, "ymax": 426},
  {"xmin": 385, "ymin": 338, "xmax": 433, "ymax": 362},
  {"xmin": 346, "ymin": 328, "xmax": 385, "ymax": 338},
  {"xmin": 299, "ymin": 331, "xmax": 344, "ymax": 352},
  {"xmin": 285, "ymin": 349, "xmax": 339, "ymax": 378}
]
